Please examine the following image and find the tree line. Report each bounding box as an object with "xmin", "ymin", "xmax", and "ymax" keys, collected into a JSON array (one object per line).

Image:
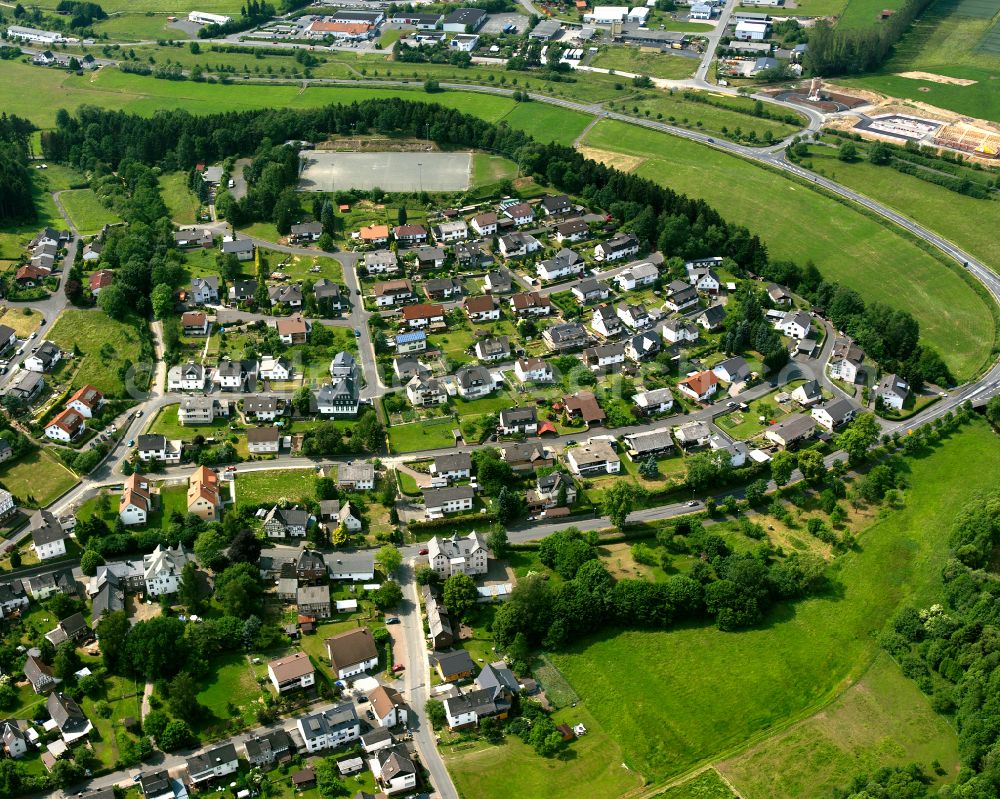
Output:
[
  {"xmin": 40, "ymin": 98, "xmax": 770, "ymax": 274},
  {"xmin": 866, "ymin": 490, "xmax": 1000, "ymax": 799},
  {"xmin": 803, "ymin": 0, "xmax": 935, "ymax": 77},
  {"xmin": 0, "ymin": 113, "xmax": 35, "ymax": 223}
]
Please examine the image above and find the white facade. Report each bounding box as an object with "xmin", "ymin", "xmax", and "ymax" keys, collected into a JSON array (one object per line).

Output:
[
  {"xmin": 35, "ymin": 537, "xmax": 67, "ymax": 561},
  {"xmin": 735, "ymin": 21, "xmax": 770, "ymax": 41},
  {"xmin": 6, "ymin": 25, "xmax": 65, "ymax": 44},
  {"xmin": 188, "ymin": 11, "xmax": 232, "ymax": 25}
]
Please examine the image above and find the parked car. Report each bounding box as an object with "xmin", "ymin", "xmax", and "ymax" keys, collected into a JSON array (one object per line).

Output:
[
  {"xmin": 385, "ymin": 617, "xmax": 400, "ymax": 625},
  {"xmin": 418, "ymin": 548, "xmax": 428, "ymax": 555},
  {"xmin": 392, "ymin": 663, "xmax": 405, "ymax": 673}
]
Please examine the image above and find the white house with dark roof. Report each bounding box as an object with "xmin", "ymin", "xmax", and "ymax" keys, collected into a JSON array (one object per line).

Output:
[
  {"xmin": 30, "ymin": 510, "xmax": 67, "ymax": 561},
  {"xmin": 876, "ymin": 373, "xmax": 911, "ymax": 410},
  {"xmin": 424, "ymin": 486, "xmax": 476, "ymax": 519},
  {"xmin": 812, "ymin": 397, "xmax": 857, "ymax": 431},
  {"xmin": 595, "ymin": 233, "xmax": 639, "ymax": 263},
  {"xmin": 427, "ymin": 531, "xmax": 488, "ymax": 578},
  {"xmin": 431, "ymin": 452, "xmax": 472, "ymax": 481},
  {"xmin": 187, "ymin": 742, "xmax": 239, "ymax": 785}
]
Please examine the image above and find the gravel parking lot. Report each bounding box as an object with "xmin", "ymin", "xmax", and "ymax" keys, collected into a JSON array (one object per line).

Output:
[{"xmin": 299, "ymin": 151, "xmax": 472, "ymax": 192}]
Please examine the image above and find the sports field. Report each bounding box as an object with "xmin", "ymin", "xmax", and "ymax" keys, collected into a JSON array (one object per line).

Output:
[
  {"xmin": 582, "ymin": 120, "xmax": 995, "ymax": 380},
  {"xmin": 547, "ymin": 420, "xmax": 999, "ymax": 784},
  {"xmin": 299, "ymin": 151, "xmax": 472, "ymax": 192}
]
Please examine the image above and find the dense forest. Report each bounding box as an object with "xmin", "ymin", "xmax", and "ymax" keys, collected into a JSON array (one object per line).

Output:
[{"xmin": 0, "ymin": 113, "xmax": 36, "ymax": 223}]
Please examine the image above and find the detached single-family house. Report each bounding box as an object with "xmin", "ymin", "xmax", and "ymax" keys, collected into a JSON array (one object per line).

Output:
[
  {"xmin": 396, "ymin": 330, "xmax": 427, "ymax": 354},
  {"xmin": 406, "ymin": 374, "xmax": 447, "ymax": 406},
  {"xmin": 475, "ymin": 336, "xmax": 511, "ymax": 363},
  {"xmin": 555, "ymin": 218, "xmax": 589, "ymax": 243},
  {"xmin": 168, "ymin": 362, "xmax": 207, "ymax": 391},
  {"xmin": 190, "ymin": 275, "xmax": 219, "ymax": 304},
  {"xmin": 543, "ymin": 322, "xmax": 589, "ymax": 352},
  {"xmin": 514, "ymin": 358, "xmax": 553, "ymax": 384},
  {"xmin": 674, "ymin": 421, "xmax": 711, "ymax": 449},
  {"xmin": 368, "ymin": 685, "xmax": 408, "ymax": 729},
  {"xmin": 812, "ymin": 397, "xmax": 857, "ymax": 431},
  {"xmin": 572, "ymin": 279, "xmax": 610, "ymax": 304},
  {"xmin": 326, "ymin": 628, "xmax": 379, "ymax": 679},
  {"xmin": 297, "ymin": 705, "xmax": 360, "ymax": 754},
  {"xmin": 31, "ymin": 510, "xmax": 68, "ymax": 561},
  {"xmin": 463, "ymin": 295, "xmax": 500, "ymax": 322},
  {"xmin": 615, "ymin": 261, "xmax": 658, "ymax": 291},
  {"xmin": 66, "ymin": 385, "xmax": 104, "ymax": 418},
  {"xmin": 434, "ymin": 220, "xmax": 468, "ymax": 243},
  {"xmin": 633, "ymin": 387, "xmax": 674, "ymax": 415},
  {"xmin": 510, "ymin": 291, "xmax": 552, "ymax": 317},
  {"xmin": 594, "ymin": 233, "xmax": 639, "ymax": 262},
  {"xmin": 268, "ymin": 651, "xmax": 316, "ymax": 693},
  {"xmin": 221, "ymin": 237, "xmax": 254, "ymax": 261},
  {"xmin": 401, "ymin": 303, "xmax": 445, "ymax": 330},
  {"xmin": 247, "ymin": 426, "xmax": 281, "ymax": 454},
  {"xmin": 298, "ymin": 586, "xmax": 331, "ymax": 619},
  {"xmin": 791, "ymin": 379, "xmax": 822, "ymax": 406},
  {"xmin": 583, "ymin": 341, "xmax": 626, "ymax": 372},
  {"xmin": 471, "ymin": 212, "xmax": 498, "ymax": 236},
  {"xmin": 664, "ymin": 280, "xmax": 698, "ymax": 312},
  {"xmin": 456, "ymin": 365, "xmax": 495, "ymax": 399},
  {"xmin": 498, "ymin": 406, "xmax": 538, "ymax": 435},
  {"xmin": 358, "ymin": 224, "xmax": 390, "ymax": 246},
  {"xmin": 540, "ymin": 194, "xmax": 572, "ymax": 216},
  {"xmin": 423, "ymin": 486, "xmax": 476, "ymax": 518},
  {"xmin": 697, "ymin": 305, "xmax": 727, "ymax": 331},
  {"xmin": 431, "ymin": 452, "xmax": 472, "ymax": 482},
  {"xmin": 764, "ymin": 413, "xmax": 817, "ymax": 448},
  {"xmin": 416, "ymin": 246, "xmax": 447, "ymax": 270},
  {"xmin": 712, "ymin": 356, "xmax": 750, "ymax": 384},
  {"xmin": 181, "ymin": 311, "xmax": 209, "ymax": 336},
  {"xmin": 89, "ymin": 269, "xmax": 113, "ymax": 295},
  {"xmin": 626, "ymin": 331, "xmax": 660, "ymax": 362},
  {"xmin": 828, "ymin": 337, "xmax": 864, "ymax": 384},
  {"xmin": 187, "ymin": 742, "xmax": 239, "ymax": 786},
  {"xmin": 136, "ymin": 434, "xmax": 181, "ymax": 465},
  {"xmin": 503, "ymin": 202, "xmax": 534, "ymax": 226},
  {"xmin": 375, "ymin": 279, "xmax": 414, "ymax": 307},
  {"xmin": 23, "ymin": 341, "xmax": 61, "ymax": 373},
  {"xmin": 662, "ymin": 319, "xmax": 699, "ymax": 344},
  {"xmin": 498, "ymin": 232, "xmax": 541, "ymax": 259},
  {"xmin": 536, "ymin": 249, "xmax": 584, "ymax": 282},
  {"xmin": 877, "ymin": 373, "xmax": 911, "ymax": 410},
  {"xmin": 371, "ymin": 746, "xmax": 417, "ymax": 794},
  {"xmin": 47, "ymin": 692, "xmax": 92, "ymax": 744},
  {"xmin": 423, "ymin": 277, "xmax": 463, "ymax": 301},
  {"xmin": 364, "ymin": 250, "xmax": 399, "ymax": 276},
  {"xmin": 337, "ymin": 461, "xmax": 375, "ymax": 490},
  {"xmin": 119, "ymin": 474, "xmax": 153, "ymax": 527},
  {"xmin": 775, "ymin": 310, "xmax": 812, "ymax": 340},
  {"xmin": 393, "ymin": 224, "xmax": 428, "ymax": 245},
  {"xmin": 566, "ymin": 439, "xmax": 621, "ymax": 476},
  {"xmin": 483, "ymin": 268, "xmax": 513, "ymax": 294},
  {"xmin": 263, "ymin": 506, "xmax": 309, "ymax": 538},
  {"xmin": 143, "ymin": 544, "xmax": 189, "ymax": 596},
  {"xmin": 617, "ymin": 303, "xmax": 651, "ymax": 330},
  {"xmin": 276, "ymin": 315, "xmax": 309, "ymax": 345},
  {"xmin": 44, "ymin": 408, "xmax": 85, "ymax": 442},
  {"xmin": 678, "ymin": 370, "xmax": 718, "ymax": 402}
]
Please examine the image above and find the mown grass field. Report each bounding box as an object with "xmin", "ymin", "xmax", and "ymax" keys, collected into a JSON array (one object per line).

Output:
[
  {"xmin": 841, "ymin": 0, "xmax": 1000, "ymax": 120},
  {"xmin": 148, "ymin": 403, "xmax": 232, "ymax": 439},
  {"xmin": 235, "ymin": 467, "xmax": 317, "ymax": 506},
  {"xmin": 628, "ymin": 91, "xmax": 806, "ymax": 143},
  {"xmin": 582, "ymin": 120, "xmax": 995, "ymax": 380},
  {"xmin": 837, "ymin": 0, "xmax": 909, "ymax": 28},
  {"xmin": 48, "ymin": 309, "xmax": 149, "ymax": 396},
  {"xmin": 803, "ymin": 143, "xmax": 1000, "ymax": 270},
  {"xmin": 655, "ymin": 770, "xmax": 735, "ymax": 799},
  {"xmin": 547, "ymin": 420, "xmax": 999, "ymax": 784},
  {"xmin": 92, "ymin": 13, "xmax": 193, "ymax": 41},
  {"xmin": 718, "ymin": 653, "xmax": 960, "ymax": 799},
  {"xmin": 386, "ymin": 417, "xmax": 457, "ymax": 453},
  {"xmin": 741, "ymin": 0, "xmax": 847, "ymax": 16},
  {"xmin": 0, "ymin": 449, "xmax": 78, "ymax": 505},
  {"xmin": 59, "ymin": 188, "xmax": 122, "ymax": 235},
  {"xmin": 445, "ymin": 705, "xmax": 642, "ymax": 799},
  {"xmin": 159, "ymin": 171, "xmax": 201, "ymax": 225},
  {"xmin": 590, "ymin": 47, "xmax": 698, "ymax": 80}
]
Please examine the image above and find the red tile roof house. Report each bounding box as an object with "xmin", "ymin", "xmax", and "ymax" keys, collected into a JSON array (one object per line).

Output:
[
  {"xmin": 678, "ymin": 370, "xmax": 719, "ymax": 402},
  {"xmin": 65, "ymin": 385, "xmax": 104, "ymax": 418},
  {"xmin": 45, "ymin": 408, "xmax": 86, "ymax": 442},
  {"xmin": 181, "ymin": 311, "xmax": 209, "ymax": 336},
  {"xmin": 401, "ymin": 303, "xmax": 445, "ymax": 330},
  {"xmin": 88, "ymin": 269, "xmax": 114, "ymax": 295}
]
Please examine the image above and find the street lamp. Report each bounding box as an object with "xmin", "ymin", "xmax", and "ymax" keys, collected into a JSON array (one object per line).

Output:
[{"xmin": 417, "ymin": 162, "xmax": 422, "ymax": 194}]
